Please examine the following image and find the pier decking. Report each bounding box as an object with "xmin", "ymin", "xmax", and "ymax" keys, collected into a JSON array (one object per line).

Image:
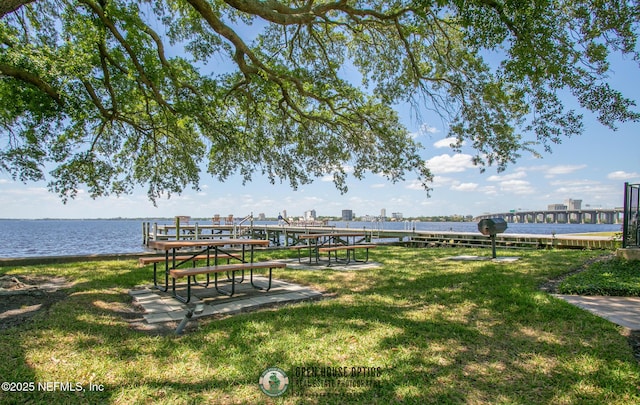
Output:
[
  {"xmin": 142, "ymin": 222, "xmax": 619, "ymax": 250},
  {"xmin": 407, "ymin": 231, "xmax": 618, "ymax": 250}
]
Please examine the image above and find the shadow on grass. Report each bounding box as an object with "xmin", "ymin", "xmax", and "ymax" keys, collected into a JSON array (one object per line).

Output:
[{"xmin": 1, "ymin": 249, "xmax": 639, "ymax": 403}]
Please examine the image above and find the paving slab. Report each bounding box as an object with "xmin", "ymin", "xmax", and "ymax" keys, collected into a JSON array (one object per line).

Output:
[
  {"xmin": 279, "ymin": 258, "xmax": 381, "ymax": 271},
  {"xmin": 131, "ymin": 275, "xmax": 323, "ymax": 325},
  {"xmin": 445, "ymin": 255, "xmax": 520, "ymax": 262},
  {"xmin": 553, "ymin": 295, "xmax": 640, "ymax": 330}
]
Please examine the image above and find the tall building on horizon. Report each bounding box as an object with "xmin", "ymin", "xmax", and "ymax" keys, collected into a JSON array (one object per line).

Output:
[
  {"xmin": 342, "ymin": 209, "xmax": 353, "ymax": 221},
  {"xmin": 566, "ymin": 199, "xmax": 582, "ymax": 210},
  {"xmin": 548, "ymin": 199, "xmax": 582, "ymax": 211}
]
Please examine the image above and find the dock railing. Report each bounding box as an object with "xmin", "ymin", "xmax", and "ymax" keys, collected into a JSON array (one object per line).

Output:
[{"xmin": 233, "ymin": 213, "xmax": 253, "ymax": 239}]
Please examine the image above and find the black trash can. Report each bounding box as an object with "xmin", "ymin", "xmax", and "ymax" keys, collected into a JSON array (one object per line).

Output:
[
  {"xmin": 477, "ymin": 218, "xmax": 507, "ymax": 258},
  {"xmin": 477, "ymin": 218, "xmax": 508, "ymax": 236}
]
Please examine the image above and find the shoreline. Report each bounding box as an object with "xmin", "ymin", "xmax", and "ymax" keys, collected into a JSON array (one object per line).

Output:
[{"xmin": 0, "ymin": 252, "xmax": 154, "ymax": 267}]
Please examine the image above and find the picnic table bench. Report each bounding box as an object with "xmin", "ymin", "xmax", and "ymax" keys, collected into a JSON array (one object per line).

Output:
[
  {"xmin": 138, "ymin": 253, "xmax": 241, "ymax": 266},
  {"xmin": 290, "ymin": 232, "xmax": 372, "ymax": 265},
  {"xmin": 138, "ymin": 253, "xmax": 241, "ymax": 292},
  {"xmin": 317, "ymin": 244, "xmax": 376, "ymax": 265},
  {"xmin": 170, "ymin": 261, "xmax": 287, "ymax": 303},
  {"xmin": 146, "ymin": 238, "xmax": 285, "ymax": 303}
]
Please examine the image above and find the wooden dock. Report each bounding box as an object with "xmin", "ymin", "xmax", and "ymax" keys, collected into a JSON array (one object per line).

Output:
[
  {"xmin": 142, "ymin": 222, "xmax": 619, "ymax": 250},
  {"xmin": 406, "ymin": 231, "xmax": 618, "ymax": 250}
]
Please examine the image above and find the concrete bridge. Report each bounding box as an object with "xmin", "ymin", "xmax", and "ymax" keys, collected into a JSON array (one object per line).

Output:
[{"xmin": 474, "ymin": 208, "xmax": 624, "ymax": 224}]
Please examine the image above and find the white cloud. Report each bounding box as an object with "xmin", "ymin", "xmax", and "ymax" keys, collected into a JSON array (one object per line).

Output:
[
  {"xmin": 544, "ymin": 164, "xmax": 587, "ymax": 177},
  {"xmin": 608, "ymin": 170, "xmax": 640, "ymax": 180},
  {"xmin": 321, "ymin": 165, "xmax": 354, "ymax": 182},
  {"xmin": 409, "ymin": 124, "xmax": 440, "ymax": 139},
  {"xmin": 406, "ymin": 176, "xmax": 463, "ymax": 192},
  {"xmin": 426, "ymin": 153, "xmax": 474, "ymax": 174},
  {"xmin": 487, "ymin": 171, "xmax": 527, "ymax": 182},
  {"xmin": 405, "ymin": 179, "xmax": 425, "ymax": 190},
  {"xmin": 420, "ymin": 123, "xmax": 439, "ymax": 134},
  {"xmin": 2, "ymin": 186, "xmax": 48, "ymax": 197},
  {"xmin": 549, "ymin": 179, "xmax": 598, "ymax": 187},
  {"xmin": 500, "ymin": 179, "xmax": 535, "ymax": 195},
  {"xmin": 480, "ymin": 185, "xmax": 498, "ymax": 195},
  {"xmin": 553, "ymin": 182, "xmax": 617, "ymax": 197},
  {"xmin": 451, "ymin": 182, "xmax": 479, "ymax": 192},
  {"xmin": 433, "ymin": 137, "xmax": 458, "ymax": 149},
  {"xmin": 430, "ymin": 175, "xmax": 457, "ymax": 188},
  {"xmin": 547, "ymin": 180, "xmax": 622, "ymax": 205}
]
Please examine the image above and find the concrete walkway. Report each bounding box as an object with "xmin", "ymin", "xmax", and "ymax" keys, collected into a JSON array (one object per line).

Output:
[
  {"xmin": 279, "ymin": 258, "xmax": 382, "ymax": 271},
  {"xmin": 130, "ymin": 260, "xmax": 381, "ymax": 326},
  {"xmin": 553, "ymin": 295, "xmax": 640, "ymax": 330},
  {"xmin": 130, "ymin": 276, "xmax": 323, "ymax": 324}
]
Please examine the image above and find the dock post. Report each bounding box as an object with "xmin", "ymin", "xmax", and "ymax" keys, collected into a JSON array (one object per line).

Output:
[
  {"xmin": 175, "ymin": 216, "xmax": 181, "ymax": 241},
  {"xmin": 195, "ymin": 222, "xmax": 199, "ymax": 240},
  {"xmin": 250, "ymin": 212, "xmax": 254, "ymax": 238},
  {"xmin": 142, "ymin": 222, "xmax": 147, "ymax": 246}
]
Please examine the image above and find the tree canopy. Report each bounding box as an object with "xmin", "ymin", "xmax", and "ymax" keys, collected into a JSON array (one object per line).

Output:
[{"xmin": 0, "ymin": 0, "xmax": 638, "ymax": 202}]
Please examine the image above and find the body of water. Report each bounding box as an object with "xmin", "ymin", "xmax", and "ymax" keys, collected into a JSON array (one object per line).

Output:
[{"xmin": 0, "ymin": 219, "xmax": 622, "ymax": 258}]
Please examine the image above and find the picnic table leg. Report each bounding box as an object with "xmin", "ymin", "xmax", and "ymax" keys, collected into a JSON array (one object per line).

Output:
[
  {"xmin": 153, "ymin": 250, "xmax": 170, "ymax": 292},
  {"xmin": 250, "ymin": 266, "xmax": 273, "ymax": 291},
  {"xmin": 314, "ymin": 240, "xmax": 320, "ymax": 264},
  {"xmin": 214, "ymin": 270, "xmax": 236, "ymax": 296},
  {"xmin": 172, "ymin": 275, "xmax": 192, "ymax": 304},
  {"xmin": 191, "ymin": 248, "xmax": 212, "ymax": 287},
  {"xmin": 325, "ymin": 250, "xmax": 337, "ymax": 267},
  {"xmin": 353, "ymin": 247, "xmax": 371, "ymax": 263},
  {"xmin": 152, "ymin": 262, "xmax": 165, "ymax": 292},
  {"xmin": 237, "ymin": 246, "xmax": 247, "ymax": 283},
  {"xmin": 296, "ymin": 245, "xmax": 303, "ymax": 263}
]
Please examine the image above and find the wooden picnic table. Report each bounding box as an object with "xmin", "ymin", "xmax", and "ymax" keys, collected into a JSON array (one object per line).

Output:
[
  {"xmin": 147, "ymin": 238, "xmax": 280, "ymax": 303},
  {"xmin": 291, "ymin": 232, "xmax": 372, "ymax": 265}
]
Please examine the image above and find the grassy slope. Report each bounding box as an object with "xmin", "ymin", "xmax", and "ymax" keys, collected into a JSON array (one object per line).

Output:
[{"xmin": 0, "ymin": 247, "xmax": 639, "ymax": 404}]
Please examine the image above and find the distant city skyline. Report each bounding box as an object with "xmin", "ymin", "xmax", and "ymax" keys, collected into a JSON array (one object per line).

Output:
[{"xmin": 257, "ymin": 196, "xmax": 614, "ymax": 220}]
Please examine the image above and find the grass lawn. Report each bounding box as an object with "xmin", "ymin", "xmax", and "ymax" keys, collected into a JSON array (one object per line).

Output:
[
  {"xmin": 558, "ymin": 256, "xmax": 640, "ymax": 296},
  {"xmin": 1, "ymin": 246, "xmax": 639, "ymax": 404}
]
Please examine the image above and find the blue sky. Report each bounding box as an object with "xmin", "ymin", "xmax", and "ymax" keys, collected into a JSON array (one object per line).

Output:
[{"xmin": 1, "ymin": 25, "xmax": 639, "ymax": 219}]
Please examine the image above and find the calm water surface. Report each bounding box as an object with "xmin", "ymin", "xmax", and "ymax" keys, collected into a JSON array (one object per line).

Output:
[{"xmin": 0, "ymin": 219, "xmax": 622, "ymax": 258}]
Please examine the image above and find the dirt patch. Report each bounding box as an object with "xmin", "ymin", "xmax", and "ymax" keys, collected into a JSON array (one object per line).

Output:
[
  {"xmin": 0, "ymin": 275, "xmax": 73, "ymax": 331},
  {"xmin": 0, "ymin": 275, "xmax": 179, "ymax": 335}
]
